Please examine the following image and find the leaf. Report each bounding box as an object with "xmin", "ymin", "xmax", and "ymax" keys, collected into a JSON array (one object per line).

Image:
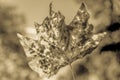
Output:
[
  {"xmin": 17, "ymin": 2, "xmax": 107, "ymax": 78},
  {"xmin": 17, "ymin": 33, "xmax": 39, "ymax": 58}
]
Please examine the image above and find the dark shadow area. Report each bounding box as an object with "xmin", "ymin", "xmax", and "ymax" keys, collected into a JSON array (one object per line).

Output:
[
  {"xmin": 100, "ymin": 42, "xmax": 120, "ymax": 63},
  {"xmin": 100, "ymin": 42, "xmax": 120, "ymax": 52},
  {"xmin": 101, "ymin": 22, "xmax": 120, "ymax": 63},
  {"xmin": 75, "ymin": 64, "xmax": 88, "ymax": 75},
  {"xmin": 107, "ymin": 23, "xmax": 120, "ymax": 32}
]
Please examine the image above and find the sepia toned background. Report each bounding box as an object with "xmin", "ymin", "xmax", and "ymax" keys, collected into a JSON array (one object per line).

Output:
[{"xmin": 0, "ymin": 0, "xmax": 120, "ymax": 80}]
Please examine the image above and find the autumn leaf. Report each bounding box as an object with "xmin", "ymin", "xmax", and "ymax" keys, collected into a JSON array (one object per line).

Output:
[{"xmin": 17, "ymin": 2, "xmax": 107, "ymax": 78}]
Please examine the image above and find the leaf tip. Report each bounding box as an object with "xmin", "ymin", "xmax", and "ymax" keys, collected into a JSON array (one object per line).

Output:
[{"xmin": 17, "ymin": 33, "xmax": 23, "ymax": 39}]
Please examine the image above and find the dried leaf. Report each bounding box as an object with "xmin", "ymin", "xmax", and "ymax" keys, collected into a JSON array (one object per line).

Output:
[{"xmin": 17, "ymin": 2, "xmax": 107, "ymax": 78}]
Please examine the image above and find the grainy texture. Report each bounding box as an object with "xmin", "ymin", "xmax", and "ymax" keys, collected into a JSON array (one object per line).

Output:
[{"xmin": 17, "ymin": 3, "xmax": 106, "ymax": 78}]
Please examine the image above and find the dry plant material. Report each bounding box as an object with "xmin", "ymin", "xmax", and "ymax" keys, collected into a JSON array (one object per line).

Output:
[{"xmin": 17, "ymin": 2, "xmax": 106, "ymax": 78}]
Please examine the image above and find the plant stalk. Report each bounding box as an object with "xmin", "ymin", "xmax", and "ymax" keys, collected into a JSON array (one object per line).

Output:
[{"xmin": 69, "ymin": 64, "xmax": 76, "ymax": 80}]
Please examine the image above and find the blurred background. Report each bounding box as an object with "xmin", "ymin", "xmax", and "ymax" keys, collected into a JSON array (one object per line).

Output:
[{"xmin": 0, "ymin": 0, "xmax": 120, "ymax": 80}]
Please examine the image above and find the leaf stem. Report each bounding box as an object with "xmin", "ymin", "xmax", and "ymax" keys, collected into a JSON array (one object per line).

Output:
[{"xmin": 69, "ymin": 63, "xmax": 76, "ymax": 80}]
